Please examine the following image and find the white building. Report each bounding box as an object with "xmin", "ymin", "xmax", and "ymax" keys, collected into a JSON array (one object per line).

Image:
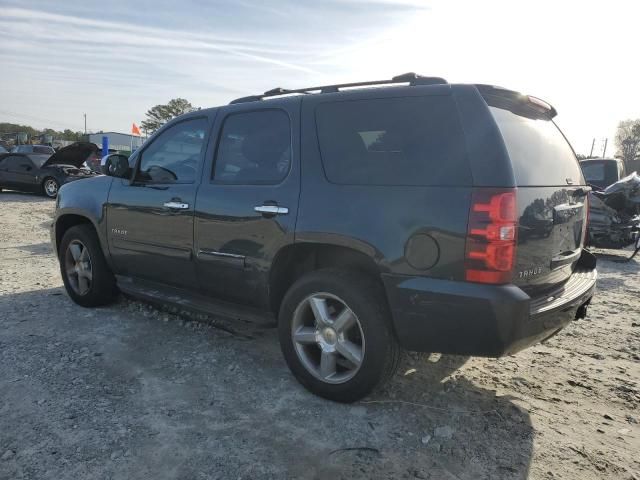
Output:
[{"xmin": 86, "ymin": 132, "xmax": 144, "ymax": 154}]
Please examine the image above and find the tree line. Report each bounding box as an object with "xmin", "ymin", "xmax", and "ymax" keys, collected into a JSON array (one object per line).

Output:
[{"xmin": 0, "ymin": 123, "xmax": 84, "ymax": 143}]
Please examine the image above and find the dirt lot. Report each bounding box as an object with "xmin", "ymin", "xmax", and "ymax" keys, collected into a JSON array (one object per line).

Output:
[{"xmin": 0, "ymin": 192, "xmax": 638, "ymax": 480}]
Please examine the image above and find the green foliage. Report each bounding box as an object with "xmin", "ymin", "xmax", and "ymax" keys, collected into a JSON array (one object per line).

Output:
[
  {"xmin": 140, "ymin": 98, "xmax": 197, "ymax": 134},
  {"xmin": 615, "ymin": 119, "xmax": 640, "ymax": 168},
  {"xmin": 0, "ymin": 122, "xmax": 84, "ymax": 144}
]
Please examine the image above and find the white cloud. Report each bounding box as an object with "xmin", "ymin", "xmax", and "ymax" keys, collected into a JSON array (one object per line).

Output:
[{"xmin": 0, "ymin": 0, "xmax": 638, "ymax": 155}]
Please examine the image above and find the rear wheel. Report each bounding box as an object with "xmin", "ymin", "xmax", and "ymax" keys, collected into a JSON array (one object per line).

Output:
[
  {"xmin": 59, "ymin": 224, "xmax": 116, "ymax": 307},
  {"xmin": 278, "ymin": 269, "xmax": 400, "ymax": 403},
  {"xmin": 42, "ymin": 177, "xmax": 59, "ymax": 198}
]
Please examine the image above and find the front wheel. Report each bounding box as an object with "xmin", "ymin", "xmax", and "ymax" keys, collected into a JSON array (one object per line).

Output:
[
  {"xmin": 278, "ymin": 269, "xmax": 400, "ymax": 403},
  {"xmin": 42, "ymin": 177, "xmax": 59, "ymax": 198},
  {"xmin": 59, "ymin": 224, "xmax": 117, "ymax": 307}
]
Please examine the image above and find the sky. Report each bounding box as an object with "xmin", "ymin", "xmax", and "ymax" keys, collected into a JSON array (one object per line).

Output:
[{"xmin": 0, "ymin": 0, "xmax": 638, "ymax": 156}]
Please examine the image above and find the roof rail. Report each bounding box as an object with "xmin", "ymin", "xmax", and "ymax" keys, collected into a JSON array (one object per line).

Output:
[{"xmin": 229, "ymin": 72, "xmax": 447, "ymax": 104}]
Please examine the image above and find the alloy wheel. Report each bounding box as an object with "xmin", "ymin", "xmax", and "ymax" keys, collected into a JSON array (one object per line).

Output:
[
  {"xmin": 291, "ymin": 293, "xmax": 365, "ymax": 384},
  {"xmin": 44, "ymin": 179, "xmax": 58, "ymax": 197},
  {"xmin": 64, "ymin": 240, "xmax": 93, "ymax": 295}
]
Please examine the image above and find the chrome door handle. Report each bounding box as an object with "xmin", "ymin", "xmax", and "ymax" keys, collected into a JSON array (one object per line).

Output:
[
  {"xmin": 163, "ymin": 201, "xmax": 189, "ymax": 209},
  {"xmin": 254, "ymin": 205, "xmax": 288, "ymax": 215}
]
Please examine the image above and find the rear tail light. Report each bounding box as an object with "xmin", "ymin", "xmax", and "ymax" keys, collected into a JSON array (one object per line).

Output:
[{"xmin": 465, "ymin": 189, "xmax": 517, "ymax": 284}]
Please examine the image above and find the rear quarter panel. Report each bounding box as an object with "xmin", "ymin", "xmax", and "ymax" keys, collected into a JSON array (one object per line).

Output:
[{"xmin": 298, "ymin": 86, "xmax": 474, "ymax": 280}]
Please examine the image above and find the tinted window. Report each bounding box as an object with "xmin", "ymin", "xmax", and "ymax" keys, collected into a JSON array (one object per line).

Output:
[
  {"xmin": 315, "ymin": 96, "xmax": 469, "ymax": 186},
  {"xmin": 137, "ymin": 118, "xmax": 207, "ymax": 184},
  {"xmin": 581, "ymin": 162, "xmax": 605, "ymax": 182},
  {"xmin": 4, "ymin": 156, "xmax": 31, "ymax": 171},
  {"xmin": 30, "ymin": 155, "xmax": 50, "ymax": 168},
  {"xmin": 33, "ymin": 146, "xmax": 55, "ymax": 154},
  {"xmin": 489, "ymin": 107, "xmax": 583, "ymax": 186},
  {"xmin": 213, "ymin": 110, "xmax": 291, "ymax": 184}
]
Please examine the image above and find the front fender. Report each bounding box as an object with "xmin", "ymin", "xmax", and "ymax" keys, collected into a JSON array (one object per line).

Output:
[{"xmin": 52, "ymin": 176, "xmax": 113, "ymax": 265}]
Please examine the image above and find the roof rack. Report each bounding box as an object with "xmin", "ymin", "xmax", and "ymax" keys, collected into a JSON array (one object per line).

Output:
[{"xmin": 229, "ymin": 72, "xmax": 447, "ymax": 104}]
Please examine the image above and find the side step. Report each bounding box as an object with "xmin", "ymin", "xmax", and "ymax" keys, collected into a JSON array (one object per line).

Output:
[{"xmin": 115, "ymin": 275, "xmax": 275, "ymax": 325}]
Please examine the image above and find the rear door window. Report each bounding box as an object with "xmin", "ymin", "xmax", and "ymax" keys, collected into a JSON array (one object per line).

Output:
[
  {"xmin": 489, "ymin": 107, "xmax": 583, "ymax": 186},
  {"xmin": 212, "ymin": 110, "xmax": 291, "ymax": 185},
  {"xmin": 315, "ymin": 96, "xmax": 470, "ymax": 186},
  {"xmin": 4, "ymin": 156, "xmax": 30, "ymax": 172}
]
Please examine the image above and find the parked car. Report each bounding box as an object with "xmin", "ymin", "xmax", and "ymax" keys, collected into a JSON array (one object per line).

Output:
[
  {"xmin": 580, "ymin": 158, "xmax": 626, "ymax": 190},
  {"xmin": 587, "ymin": 172, "xmax": 640, "ymax": 249},
  {"xmin": 10, "ymin": 144, "xmax": 56, "ymax": 155},
  {"xmin": 0, "ymin": 142, "xmax": 99, "ymax": 198},
  {"xmin": 51, "ymin": 73, "xmax": 596, "ymax": 402}
]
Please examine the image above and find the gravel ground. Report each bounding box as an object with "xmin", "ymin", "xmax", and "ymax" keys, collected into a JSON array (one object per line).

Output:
[{"xmin": 0, "ymin": 192, "xmax": 638, "ymax": 480}]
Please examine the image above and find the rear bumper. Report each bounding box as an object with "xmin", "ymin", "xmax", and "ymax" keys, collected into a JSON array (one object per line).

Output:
[{"xmin": 382, "ymin": 267, "xmax": 597, "ymax": 357}]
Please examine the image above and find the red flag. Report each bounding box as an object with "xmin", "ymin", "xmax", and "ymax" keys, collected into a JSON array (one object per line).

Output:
[{"xmin": 132, "ymin": 123, "xmax": 141, "ymax": 136}]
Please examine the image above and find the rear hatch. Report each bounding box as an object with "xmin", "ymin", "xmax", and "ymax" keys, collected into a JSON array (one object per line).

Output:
[{"xmin": 482, "ymin": 88, "xmax": 588, "ymax": 296}]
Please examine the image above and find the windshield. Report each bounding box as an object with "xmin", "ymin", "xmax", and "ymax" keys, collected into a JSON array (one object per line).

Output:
[{"xmin": 33, "ymin": 145, "xmax": 55, "ymax": 154}]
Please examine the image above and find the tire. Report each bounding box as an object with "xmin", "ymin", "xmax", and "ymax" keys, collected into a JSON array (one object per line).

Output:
[
  {"xmin": 278, "ymin": 269, "xmax": 400, "ymax": 403},
  {"xmin": 59, "ymin": 224, "xmax": 117, "ymax": 307},
  {"xmin": 42, "ymin": 177, "xmax": 59, "ymax": 198}
]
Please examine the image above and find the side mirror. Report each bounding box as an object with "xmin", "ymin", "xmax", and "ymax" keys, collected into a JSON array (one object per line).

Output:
[{"xmin": 103, "ymin": 154, "xmax": 130, "ymax": 178}]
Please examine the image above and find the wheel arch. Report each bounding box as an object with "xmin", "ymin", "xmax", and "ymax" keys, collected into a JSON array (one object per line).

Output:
[
  {"xmin": 54, "ymin": 213, "xmax": 95, "ymax": 253},
  {"xmin": 268, "ymin": 242, "xmax": 385, "ymax": 315}
]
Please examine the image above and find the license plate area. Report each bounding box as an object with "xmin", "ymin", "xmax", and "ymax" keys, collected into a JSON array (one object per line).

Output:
[{"xmin": 553, "ymin": 204, "xmax": 584, "ymax": 253}]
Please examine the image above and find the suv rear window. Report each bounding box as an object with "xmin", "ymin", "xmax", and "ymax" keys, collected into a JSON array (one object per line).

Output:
[
  {"xmin": 315, "ymin": 96, "xmax": 470, "ymax": 186},
  {"xmin": 581, "ymin": 161, "xmax": 618, "ymax": 188},
  {"xmin": 489, "ymin": 106, "xmax": 583, "ymax": 186},
  {"xmin": 580, "ymin": 162, "xmax": 606, "ymax": 182}
]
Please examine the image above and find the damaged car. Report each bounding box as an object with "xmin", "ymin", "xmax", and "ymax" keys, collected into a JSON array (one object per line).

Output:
[
  {"xmin": 580, "ymin": 157, "xmax": 626, "ymax": 191},
  {"xmin": 587, "ymin": 172, "xmax": 640, "ymax": 249},
  {"xmin": 0, "ymin": 142, "xmax": 100, "ymax": 198}
]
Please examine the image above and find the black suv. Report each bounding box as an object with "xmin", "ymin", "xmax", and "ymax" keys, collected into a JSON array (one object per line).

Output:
[{"xmin": 52, "ymin": 73, "xmax": 597, "ymax": 402}]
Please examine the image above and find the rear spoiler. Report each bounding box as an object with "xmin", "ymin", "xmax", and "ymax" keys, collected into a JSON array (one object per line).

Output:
[{"xmin": 476, "ymin": 84, "xmax": 557, "ymax": 120}]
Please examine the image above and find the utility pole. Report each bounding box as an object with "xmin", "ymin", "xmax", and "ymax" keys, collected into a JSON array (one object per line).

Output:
[
  {"xmin": 602, "ymin": 138, "xmax": 608, "ymax": 158},
  {"xmin": 83, "ymin": 114, "xmax": 87, "ymax": 135},
  {"xmin": 589, "ymin": 138, "xmax": 595, "ymax": 157}
]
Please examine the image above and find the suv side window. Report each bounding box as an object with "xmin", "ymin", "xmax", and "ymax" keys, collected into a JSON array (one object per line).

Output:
[
  {"xmin": 315, "ymin": 96, "xmax": 470, "ymax": 186},
  {"xmin": 136, "ymin": 118, "xmax": 207, "ymax": 184},
  {"xmin": 5, "ymin": 156, "xmax": 30, "ymax": 172},
  {"xmin": 212, "ymin": 110, "xmax": 291, "ymax": 184}
]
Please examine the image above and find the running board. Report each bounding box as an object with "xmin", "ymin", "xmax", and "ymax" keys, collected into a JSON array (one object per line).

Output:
[{"xmin": 115, "ymin": 275, "xmax": 275, "ymax": 325}]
